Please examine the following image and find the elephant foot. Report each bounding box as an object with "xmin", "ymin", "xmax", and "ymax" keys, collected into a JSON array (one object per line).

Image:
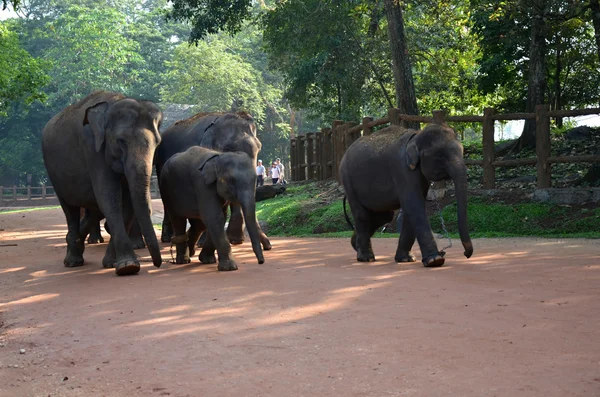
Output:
[
  {"xmin": 423, "ymin": 254, "xmax": 445, "ymax": 268},
  {"xmin": 115, "ymin": 257, "xmax": 141, "ymax": 276},
  {"xmin": 199, "ymin": 250, "xmax": 217, "ymax": 265},
  {"xmin": 87, "ymin": 236, "xmax": 104, "ymax": 244},
  {"xmin": 228, "ymin": 237, "xmax": 244, "ymax": 245},
  {"xmin": 395, "ymin": 252, "xmax": 416, "ymax": 263},
  {"xmin": 131, "ymin": 241, "xmax": 146, "ymax": 250},
  {"xmin": 64, "ymin": 253, "xmax": 84, "ymax": 267},
  {"xmin": 261, "ymin": 237, "xmax": 272, "ymax": 251},
  {"xmin": 357, "ymin": 250, "xmax": 375, "ymax": 262},
  {"xmin": 218, "ymin": 259, "xmax": 238, "ymax": 271},
  {"xmin": 174, "ymin": 256, "xmax": 191, "ymax": 265}
]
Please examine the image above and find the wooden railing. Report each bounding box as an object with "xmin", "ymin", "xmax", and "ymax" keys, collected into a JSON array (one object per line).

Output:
[
  {"xmin": 290, "ymin": 105, "xmax": 600, "ymax": 188},
  {"xmin": 0, "ymin": 177, "xmax": 162, "ymax": 204}
]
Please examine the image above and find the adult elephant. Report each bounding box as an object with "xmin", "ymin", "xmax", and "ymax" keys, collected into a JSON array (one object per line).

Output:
[
  {"xmin": 155, "ymin": 111, "xmax": 271, "ymax": 250},
  {"xmin": 160, "ymin": 147, "xmax": 264, "ymax": 270},
  {"xmin": 42, "ymin": 91, "xmax": 163, "ymax": 275},
  {"xmin": 340, "ymin": 124, "xmax": 473, "ymax": 267}
]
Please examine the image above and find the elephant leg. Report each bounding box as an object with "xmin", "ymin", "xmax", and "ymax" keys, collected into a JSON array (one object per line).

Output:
[
  {"xmin": 226, "ymin": 203, "xmax": 244, "ymax": 245},
  {"xmin": 161, "ymin": 205, "xmax": 173, "ymax": 243},
  {"xmin": 356, "ymin": 210, "xmax": 394, "ymax": 262},
  {"xmin": 197, "ymin": 231, "xmax": 207, "ymax": 248},
  {"xmin": 187, "ymin": 219, "xmax": 205, "ymax": 258},
  {"xmin": 60, "ymin": 198, "xmax": 85, "ymax": 267},
  {"xmin": 403, "ymin": 191, "xmax": 444, "ymax": 267},
  {"xmin": 129, "ymin": 220, "xmax": 145, "ymax": 249},
  {"xmin": 259, "ymin": 226, "xmax": 272, "ymax": 250},
  {"xmin": 198, "ymin": 232, "xmax": 217, "ymax": 264},
  {"xmin": 170, "ymin": 214, "xmax": 190, "ymax": 264},
  {"xmin": 88, "ymin": 219, "xmax": 104, "ymax": 244},
  {"xmin": 81, "ymin": 209, "xmax": 104, "ymax": 244},
  {"xmin": 97, "ymin": 181, "xmax": 140, "ymax": 275},
  {"xmin": 205, "ymin": 203, "xmax": 236, "ymax": 271},
  {"xmin": 395, "ymin": 210, "xmax": 417, "ymax": 263}
]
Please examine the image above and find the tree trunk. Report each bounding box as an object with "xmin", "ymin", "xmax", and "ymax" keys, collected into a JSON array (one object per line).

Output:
[
  {"xmin": 383, "ymin": 0, "xmax": 419, "ymax": 129},
  {"xmin": 554, "ymin": 47, "xmax": 562, "ymax": 128},
  {"xmin": 590, "ymin": 0, "xmax": 600, "ymax": 63},
  {"xmin": 518, "ymin": 0, "xmax": 548, "ymax": 150}
]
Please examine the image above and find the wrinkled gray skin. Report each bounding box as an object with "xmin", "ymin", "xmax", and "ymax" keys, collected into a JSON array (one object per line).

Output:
[
  {"xmin": 155, "ymin": 111, "xmax": 271, "ymax": 250},
  {"xmin": 160, "ymin": 147, "xmax": 264, "ymax": 271},
  {"xmin": 42, "ymin": 91, "xmax": 163, "ymax": 276},
  {"xmin": 340, "ymin": 124, "xmax": 473, "ymax": 267}
]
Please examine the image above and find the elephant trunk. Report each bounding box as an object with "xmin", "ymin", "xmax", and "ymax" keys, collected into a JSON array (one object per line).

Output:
[
  {"xmin": 126, "ymin": 154, "xmax": 162, "ymax": 267},
  {"xmin": 449, "ymin": 163, "xmax": 473, "ymax": 259},
  {"xmin": 239, "ymin": 191, "xmax": 264, "ymax": 264}
]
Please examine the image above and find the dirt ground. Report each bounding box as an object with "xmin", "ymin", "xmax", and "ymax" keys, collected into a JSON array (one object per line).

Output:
[{"xmin": 0, "ymin": 204, "xmax": 599, "ymax": 397}]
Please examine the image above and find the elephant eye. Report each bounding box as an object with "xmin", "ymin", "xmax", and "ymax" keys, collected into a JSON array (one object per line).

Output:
[{"xmin": 117, "ymin": 138, "xmax": 127, "ymax": 148}]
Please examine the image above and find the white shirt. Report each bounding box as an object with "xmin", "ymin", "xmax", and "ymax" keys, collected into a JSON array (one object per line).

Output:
[
  {"xmin": 270, "ymin": 166, "xmax": 280, "ymax": 179},
  {"xmin": 256, "ymin": 165, "xmax": 265, "ymax": 176}
]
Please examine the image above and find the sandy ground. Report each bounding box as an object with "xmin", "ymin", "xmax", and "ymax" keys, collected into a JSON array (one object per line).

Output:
[{"xmin": 0, "ymin": 204, "xmax": 599, "ymax": 397}]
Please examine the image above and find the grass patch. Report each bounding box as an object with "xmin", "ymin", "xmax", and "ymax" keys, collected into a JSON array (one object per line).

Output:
[
  {"xmin": 257, "ymin": 182, "xmax": 600, "ymax": 238},
  {"xmin": 0, "ymin": 206, "xmax": 60, "ymax": 214}
]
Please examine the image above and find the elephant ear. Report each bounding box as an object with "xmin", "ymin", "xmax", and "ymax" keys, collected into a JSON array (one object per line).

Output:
[
  {"xmin": 83, "ymin": 102, "xmax": 109, "ymax": 153},
  {"xmin": 198, "ymin": 154, "xmax": 219, "ymax": 185},
  {"xmin": 405, "ymin": 134, "xmax": 419, "ymax": 171}
]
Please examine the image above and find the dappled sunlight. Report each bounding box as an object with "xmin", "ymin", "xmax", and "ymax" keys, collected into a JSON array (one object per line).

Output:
[
  {"xmin": 126, "ymin": 315, "xmax": 184, "ymax": 327},
  {"xmin": 152, "ymin": 305, "xmax": 193, "ymax": 315},
  {"xmin": 0, "ymin": 292, "xmax": 60, "ymax": 308},
  {"xmin": 0, "ymin": 266, "xmax": 26, "ymax": 274}
]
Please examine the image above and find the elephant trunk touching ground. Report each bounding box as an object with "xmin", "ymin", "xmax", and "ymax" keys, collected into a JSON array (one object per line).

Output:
[
  {"xmin": 449, "ymin": 163, "xmax": 473, "ymax": 259},
  {"xmin": 126, "ymin": 151, "xmax": 162, "ymax": 268},
  {"xmin": 239, "ymin": 191, "xmax": 265, "ymax": 264}
]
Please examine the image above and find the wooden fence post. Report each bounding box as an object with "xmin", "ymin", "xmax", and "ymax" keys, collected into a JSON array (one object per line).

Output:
[
  {"xmin": 362, "ymin": 117, "xmax": 374, "ymax": 136},
  {"xmin": 306, "ymin": 132, "xmax": 315, "ymax": 180},
  {"xmin": 12, "ymin": 185, "xmax": 17, "ymax": 200},
  {"xmin": 0, "ymin": 186, "xmax": 3, "ymax": 202},
  {"xmin": 315, "ymin": 131, "xmax": 322, "ymax": 181},
  {"xmin": 331, "ymin": 120, "xmax": 344, "ymax": 182},
  {"xmin": 42, "ymin": 184, "xmax": 46, "ymax": 199},
  {"xmin": 344, "ymin": 122, "xmax": 358, "ymax": 151},
  {"xmin": 27, "ymin": 186, "xmax": 31, "ymax": 200},
  {"xmin": 290, "ymin": 138, "xmax": 297, "ymax": 181},
  {"xmin": 298, "ymin": 135, "xmax": 307, "ymax": 181},
  {"xmin": 322, "ymin": 127, "xmax": 332, "ymax": 180},
  {"xmin": 432, "ymin": 110, "xmax": 447, "ymax": 125},
  {"xmin": 536, "ymin": 104, "xmax": 551, "ymax": 188},
  {"xmin": 482, "ymin": 108, "xmax": 496, "ymax": 189},
  {"xmin": 388, "ymin": 108, "xmax": 402, "ymax": 126}
]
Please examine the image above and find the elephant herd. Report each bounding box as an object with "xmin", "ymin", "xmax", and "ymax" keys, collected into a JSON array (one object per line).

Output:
[{"xmin": 42, "ymin": 90, "xmax": 473, "ymax": 276}]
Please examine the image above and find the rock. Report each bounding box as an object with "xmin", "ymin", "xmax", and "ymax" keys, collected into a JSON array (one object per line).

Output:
[
  {"xmin": 19, "ymin": 349, "xmax": 25, "ymax": 354},
  {"xmin": 565, "ymin": 126, "xmax": 593, "ymax": 141},
  {"xmin": 256, "ymin": 184, "xmax": 286, "ymax": 202}
]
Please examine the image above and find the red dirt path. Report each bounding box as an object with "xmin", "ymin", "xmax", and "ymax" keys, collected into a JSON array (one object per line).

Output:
[{"xmin": 0, "ymin": 206, "xmax": 599, "ymax": 397}]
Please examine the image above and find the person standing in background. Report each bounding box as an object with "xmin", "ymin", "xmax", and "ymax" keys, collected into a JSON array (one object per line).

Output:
[
  {"xmin": 276, "ymin": 158, "xmax": 286, "ymax": 184},
  {"xmin": 256, "ymin": 159, "xmax": 265, "ymax": 187},
  {"xmin": 270, "ymin": 161, "xmax": 281, "ymax": 184}
]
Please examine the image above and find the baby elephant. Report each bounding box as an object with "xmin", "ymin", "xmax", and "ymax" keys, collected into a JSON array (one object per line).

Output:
[{"xmin": 160, "ymin": 147, "xmax": 265, "ymax": 270}]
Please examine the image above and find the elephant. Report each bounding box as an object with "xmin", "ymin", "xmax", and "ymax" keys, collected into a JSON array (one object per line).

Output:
[
  {"xmin": 159, "ymin": 146, "xmax": 264, "ymax": 271},
  {"xmin": 155, "ymin": 111, "xmax": 271, "ymax": 250},
  {"xmin": 42, "ymin": 91, "xmax": 163, "ymax": 276},
  {"xmin": 80, "ymin": 209, "xmax": 146, "ymax": 248},
  {"xmin": 339, "ymin": 123, "xmax": 473, "ymax": 267}
]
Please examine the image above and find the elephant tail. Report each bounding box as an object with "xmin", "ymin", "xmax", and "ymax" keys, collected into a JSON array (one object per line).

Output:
[{"xmin": 343, "ymin": 195, "xmax": 355, "ymax": 230}]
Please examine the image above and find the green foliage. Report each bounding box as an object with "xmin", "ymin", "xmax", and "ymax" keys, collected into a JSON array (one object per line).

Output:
[
  {"xmin": 0, "ymin": 22, "xmax": 49, "ymax": 117},
  {"xmin": 431, "ymin": 198, "xmax": 600, "ymax": 238},
  {"xmin": 257, "ymin": 182, "xmax": 600, "ymax": 238},
  {"xmin": 167, "ymin": 0, "xmax": 252, "ymax": 42},
  {"xmin": 43, "ymin": 5, "xmax": 142, "ymax": 104}
]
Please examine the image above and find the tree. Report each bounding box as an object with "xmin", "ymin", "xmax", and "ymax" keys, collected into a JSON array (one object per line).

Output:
[
  {"xmin": 384, "ymin": 0, "xmax": 419, "ymax": 126},
  {"xmin": 0, "ymin": 22, "xmax": 48, "ymax": 117}
]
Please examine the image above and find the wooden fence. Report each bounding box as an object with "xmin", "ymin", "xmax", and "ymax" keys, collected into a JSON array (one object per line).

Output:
[
  {"xmin": 0, "ymin": 177, "xmax": 162, "ymax": 204},
  {"xmin": 290, "ymin": 105, "xmax": 600, "ymax": 188}
]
